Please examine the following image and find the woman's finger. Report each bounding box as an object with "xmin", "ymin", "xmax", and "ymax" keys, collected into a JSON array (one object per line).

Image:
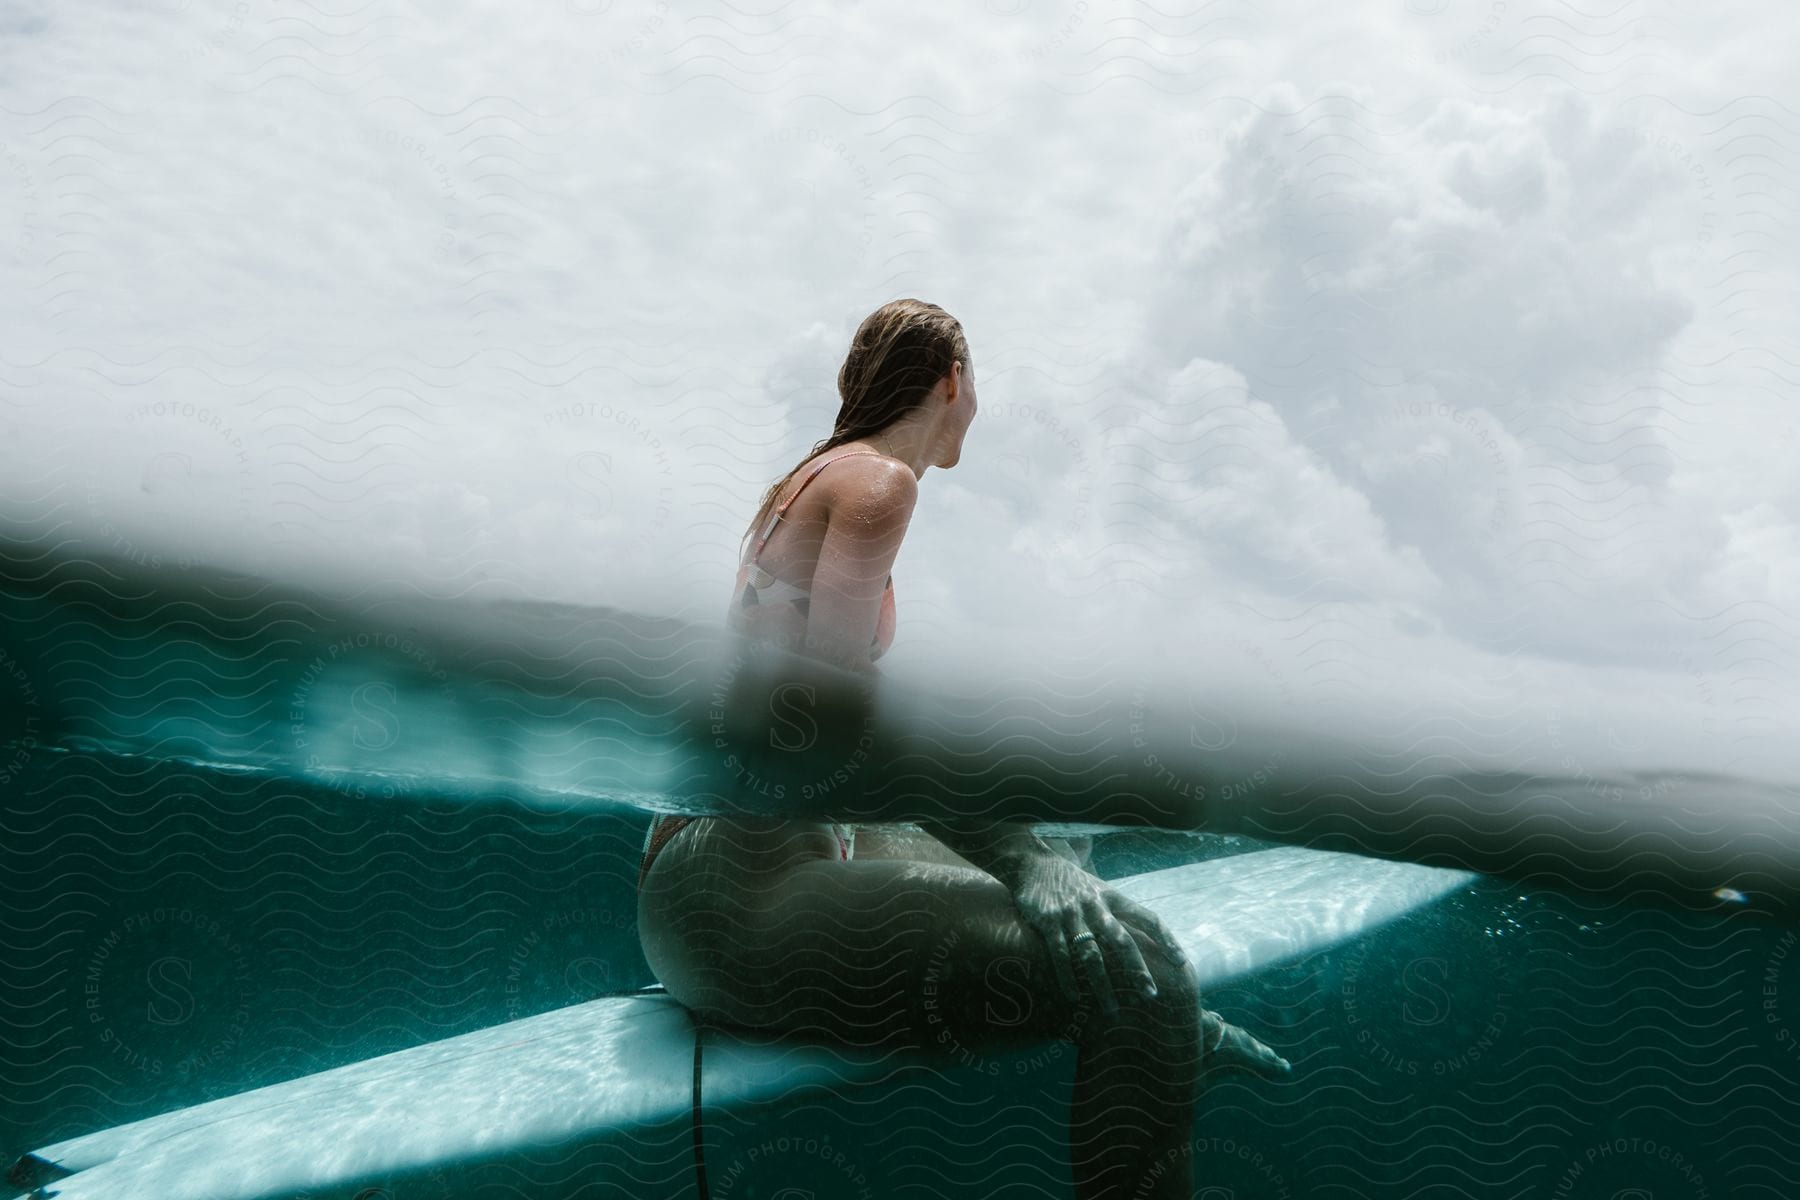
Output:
[
  {"xmin": 1114, "ymin": 918, "xmax": 1163, "ymax": 977},
  {"xmin": 1029, "ymin": 910, "xmax": 1080, "ymax": 1007},
  {"xmin": 1088, "ymin": 901, "xmax": 1156, "ymax": 1002},
  {"xmin": 1109, "ymin": 892, "xmax": 1190, "ymax": 966},
  {"xmin": 1065, "ymin": 911, "xmax": 1118, "ymax": 1014},
  {"xmin": 1031, "ymin": 914, "xmax": 1081, "ymax": 1005}
]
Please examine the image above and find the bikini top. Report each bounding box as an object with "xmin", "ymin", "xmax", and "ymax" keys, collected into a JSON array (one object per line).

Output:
[{"xmin": 733, "ymin": 449, "xmax": 898, "ymax": 663}]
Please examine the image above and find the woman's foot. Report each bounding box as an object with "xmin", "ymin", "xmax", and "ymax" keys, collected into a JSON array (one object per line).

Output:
[{"xmin": 1200, "ymin": 1008, "xmax": 1291, "ymax": 1077}]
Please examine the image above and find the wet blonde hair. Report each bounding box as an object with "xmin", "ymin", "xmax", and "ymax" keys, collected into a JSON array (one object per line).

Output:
[{"xmin": 740, "ymin": 298, "xmax": 970, "ymax": 555}]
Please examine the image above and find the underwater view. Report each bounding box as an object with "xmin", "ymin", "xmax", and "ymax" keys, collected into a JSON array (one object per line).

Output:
[{"xmin": 2, "ymin": 551, "xmax": 1794, "ymax": 1198}]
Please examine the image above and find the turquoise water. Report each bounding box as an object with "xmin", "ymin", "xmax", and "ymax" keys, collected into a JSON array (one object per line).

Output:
[
  {"xmin": 2, "ymin": 554, "xmax": 1797, "ymax": 1197},
  {"xmin": 5, "ymin": 743, "xmax": 1794, "ymax": 1197}
]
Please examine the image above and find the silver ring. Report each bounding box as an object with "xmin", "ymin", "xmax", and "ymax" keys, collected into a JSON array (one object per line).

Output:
[{"xmin": 1070, "ymin": 931, "xmax": 1098, "ymax": 946}]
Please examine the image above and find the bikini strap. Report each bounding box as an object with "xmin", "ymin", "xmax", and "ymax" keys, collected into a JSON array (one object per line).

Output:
[{"xmin": 747, "ymin": 450, "xmax": 885, "ymax": 565}]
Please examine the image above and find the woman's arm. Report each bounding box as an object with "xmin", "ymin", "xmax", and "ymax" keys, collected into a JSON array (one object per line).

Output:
[
  {"xmin": 923, "ymin": 815, "xmax": 1190, "ymax": 1012},
  {"xmin": 919, "ymin": 818, "xmax": 1058, "ymax": 886},
  {"xmin": 929, "ymin": 817, "xmax": 1288, "ymax": 1075},
  {"xmin": 798, "ymin": 455, "xmax": 1188, "ymax": 1009},
  {"xmin": 803, "ymin": 457, "xmax": 917, "ymax": 674}
]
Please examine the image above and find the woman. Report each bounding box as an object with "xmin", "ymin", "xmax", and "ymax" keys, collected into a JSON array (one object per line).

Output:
[{"xmin": 637, "ymin": 299, "xmax": 1287, "ymax": 1199}]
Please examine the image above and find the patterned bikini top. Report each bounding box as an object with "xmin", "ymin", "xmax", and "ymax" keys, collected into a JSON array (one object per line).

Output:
[{"xmin": 732, "ymin": 449, "xmax": 898, "ymax": 663}]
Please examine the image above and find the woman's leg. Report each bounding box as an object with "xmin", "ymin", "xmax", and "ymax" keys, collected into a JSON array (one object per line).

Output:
[
  {"xmin": 849, "ymin": 822, "xmax": 978, "ymax": 867},
  {"xmin": 642, "ymin": 829, "xmax": 1201, "ymax": 1200}
]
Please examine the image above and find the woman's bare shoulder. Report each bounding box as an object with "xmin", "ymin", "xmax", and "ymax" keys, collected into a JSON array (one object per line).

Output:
[{"xmin": 821, "ymin": 451, "xmax": 917, "ymax": 519}]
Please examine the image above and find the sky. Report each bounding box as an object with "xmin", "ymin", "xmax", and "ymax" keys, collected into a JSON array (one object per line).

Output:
[{"xmin": 1, "ymin": 0, "xmax": 1796, "ymax": 782}]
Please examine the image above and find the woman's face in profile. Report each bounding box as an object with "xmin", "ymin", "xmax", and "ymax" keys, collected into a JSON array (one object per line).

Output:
[{"xmin": 940, "ymin": 358, "xmax": 977, "ymax": 468}]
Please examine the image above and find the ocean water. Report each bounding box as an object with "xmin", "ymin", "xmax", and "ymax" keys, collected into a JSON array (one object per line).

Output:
[{"xmin": 2, "ymin": 557, "xmax": 1796, "ymax": 1197}]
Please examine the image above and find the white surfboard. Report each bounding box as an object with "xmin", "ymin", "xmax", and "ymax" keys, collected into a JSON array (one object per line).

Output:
[{"xmin": 6, "ymin": 846, "xmax": 1475, "ymax": 1200}]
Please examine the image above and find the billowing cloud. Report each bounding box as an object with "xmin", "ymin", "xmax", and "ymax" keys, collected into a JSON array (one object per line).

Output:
[{"xmin": 0, "ymin": 1, "xmax": 1793, "ymax": 780}]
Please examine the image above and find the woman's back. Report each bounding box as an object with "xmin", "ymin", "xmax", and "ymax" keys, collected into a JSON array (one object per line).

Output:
[{"xmin": 729, "ymin": 447, "xmax": 910, "ymax": 667}]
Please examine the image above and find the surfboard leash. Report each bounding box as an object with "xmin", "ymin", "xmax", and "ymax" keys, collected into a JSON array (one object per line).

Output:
[
  {"xmin": 594, "ymin": 983, "xmax": 712, "ymax": 1196},
  {"xmin": 691, "ymin": 1012, "xmax": 713, "ymax": 1200}
]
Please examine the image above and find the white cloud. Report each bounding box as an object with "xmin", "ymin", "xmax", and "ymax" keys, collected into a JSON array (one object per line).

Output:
[{"xmin": 1, "ymin": 0, "xmax": 1795, "ymax": 782}]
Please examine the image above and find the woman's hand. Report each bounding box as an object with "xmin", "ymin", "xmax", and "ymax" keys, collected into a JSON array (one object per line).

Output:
[{"xmin": 991, "ymin": 849, "xmax": 1191, "ymax": 1014}]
